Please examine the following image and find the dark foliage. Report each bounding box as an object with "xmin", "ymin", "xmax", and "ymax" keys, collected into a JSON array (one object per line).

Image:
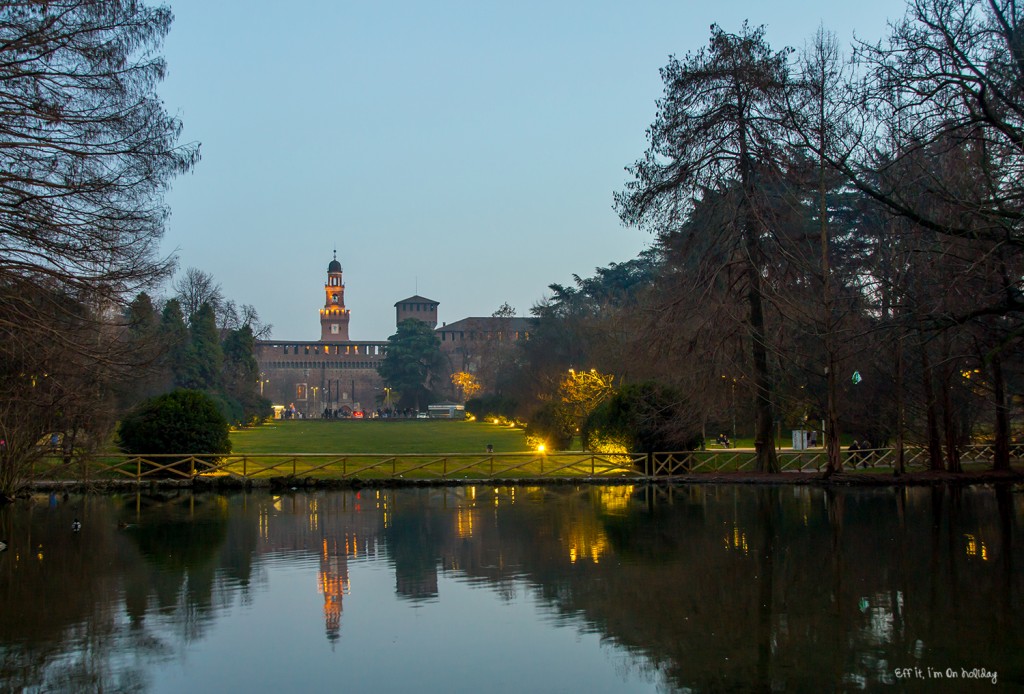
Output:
[
  {"xmin": 465, "ymin": 394, "xmax": 519, "ymax": 421},
  {"xmin": 583, "ymin": 382, "xmax": 703, "ymax": 460},
  {"xmin": 118, "ymin": 389, "xmax": 231, "ymax": 464},
  {"xmin": 524, "ymin": 401, "xmax": 574, "ymax": 451}
]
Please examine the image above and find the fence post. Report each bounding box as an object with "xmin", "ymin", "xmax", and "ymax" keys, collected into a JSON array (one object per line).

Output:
[{"xmin": 292, "ymin": 457, "xmax": 297, "ymax": 477}]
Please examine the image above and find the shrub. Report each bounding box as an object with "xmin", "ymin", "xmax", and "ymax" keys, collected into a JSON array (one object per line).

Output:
[
  {"xmin": 465, "ymin": 394, "xmax": 518, "ymax": 422},
  {"xmin": 118, "ymin": 389, "xmax": 231, "ymax": 468},
  {"xmin": 583, "ymin": 382, "xmax": 702, "ymax": 472},
  {"xmin": 524, "ymin": 401, "xmax": 574, "ymax": 451}
]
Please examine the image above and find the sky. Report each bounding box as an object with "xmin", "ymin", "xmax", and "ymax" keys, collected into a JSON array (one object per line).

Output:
[{"xmin": 156, "ymin": 0, "xmax": 904, "ymax": 342}]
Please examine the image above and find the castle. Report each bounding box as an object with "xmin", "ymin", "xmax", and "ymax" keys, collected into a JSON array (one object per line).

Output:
[{"xmin": 254, "ymin": 253, "xmax": 532, "ymax": 416}]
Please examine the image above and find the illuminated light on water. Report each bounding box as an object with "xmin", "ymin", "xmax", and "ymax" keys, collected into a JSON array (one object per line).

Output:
[
  {"xmin": 725, "ymin": 527, "xmax": 749, "ymax": 554},
  {"xmin": 457, "ymin": 508, "xmax": 476, "ymax": 538},
  {"xmin": 595, "ymin": 486, "xmax": 634, "ymax": 514},
  {"xmin": 964, "ymin": 533, "xmax": 988, "ymax": 561},
  {"xmin": 567, "ymin": 529, "xmax": 610, "ymax": 565}
]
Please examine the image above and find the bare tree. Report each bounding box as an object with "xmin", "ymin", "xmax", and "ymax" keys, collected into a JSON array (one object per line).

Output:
[
  {"xmin": 0, "ymin": 1, "xmax": 198, "ymax": 497},
  {"xmin": 617, "ymin": 23, "xmax": 791, "ymax": 472},
  {"xmin": 782, "ymin": 28, "xmax": 865, "ymax": 473},
  {"xmin": 174, "ymin": 267, "xmax": 224, "ymax": 323}
]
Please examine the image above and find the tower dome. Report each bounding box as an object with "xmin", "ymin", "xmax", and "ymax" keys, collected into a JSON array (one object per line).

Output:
[{"xmin": 328, "ymin": 257, "xmax": 342, "ymax": 273}]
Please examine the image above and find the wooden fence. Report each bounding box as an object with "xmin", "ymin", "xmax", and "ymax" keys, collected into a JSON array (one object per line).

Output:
[{"xmin": 28, "ymin": 444, "xmax": 1024, "ymax": 484}]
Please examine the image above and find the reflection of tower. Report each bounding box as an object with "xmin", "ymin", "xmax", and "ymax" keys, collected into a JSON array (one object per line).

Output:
[
  {"xmin": 320, "ymin": 251, "xmax": 351, "ymax": 341},
  {"xmin": 319, "ymin": 538, "xmax": 349, "ymax": 643}
]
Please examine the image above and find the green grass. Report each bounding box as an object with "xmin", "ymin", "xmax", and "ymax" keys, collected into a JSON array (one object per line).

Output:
[{"xmin": 230, "ymin": 418, "xmax": 529, "ymax": 455}]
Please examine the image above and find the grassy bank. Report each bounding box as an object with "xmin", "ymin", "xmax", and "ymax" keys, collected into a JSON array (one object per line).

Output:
[{"xmin": 230, "ymin": 418, "xmax": 528, "ymax": 454}]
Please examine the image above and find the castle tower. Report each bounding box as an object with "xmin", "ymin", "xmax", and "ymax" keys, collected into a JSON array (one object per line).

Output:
[
  {"xmin": 320, "ymin": 252, "xmax": 351, "ymax": 341},
  {"xmin": 394, "ymin": 295, "xmax": 439, "ymax": 329}
]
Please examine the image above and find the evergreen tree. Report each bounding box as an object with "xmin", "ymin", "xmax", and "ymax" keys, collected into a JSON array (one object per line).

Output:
[
  {"xmin": 180, "ymin": 303, "xmax": 222, "ymax": 391},
  {"xmin": 120, "ymin": 292, "xmax": 163, "ymax": 404},
  {"xmin": 159, "ymin": 299, "xmax": 189, "ymax": 390},
  {"xmin": 378, "ymin": 319, "xmax": 446, "ymax": 409},
  {"xmin": 222, "ymin": 325, "xmax": 271, "ymax": 424}
]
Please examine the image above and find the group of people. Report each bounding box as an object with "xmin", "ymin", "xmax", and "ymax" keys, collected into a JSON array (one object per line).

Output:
[
  {"xmin": 847, "ymin": 439, "xmax": 874, "ymax": 467},
  {"xmin": 319, "ymin": 407, "xmax": 421, "ymax": 420}
]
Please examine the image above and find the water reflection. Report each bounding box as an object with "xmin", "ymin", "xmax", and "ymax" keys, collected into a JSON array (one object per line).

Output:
[{"xmin": 0, "ymin": 484, "xmax": 1021, "ymax": 691}]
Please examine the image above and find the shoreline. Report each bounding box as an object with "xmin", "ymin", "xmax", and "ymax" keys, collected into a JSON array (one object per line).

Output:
[{"xmin": 12, "ymin": 468, "xmax": 1024, "ymax": 496}]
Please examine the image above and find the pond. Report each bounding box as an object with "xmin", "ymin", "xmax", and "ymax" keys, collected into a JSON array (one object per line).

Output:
[{"xmin": 0, "ymin": 484, "xmax": 1020, "ymax": 692}]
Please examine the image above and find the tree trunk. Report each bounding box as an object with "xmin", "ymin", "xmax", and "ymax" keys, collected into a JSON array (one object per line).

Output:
[
  {"xmin": 819, "ymin": 96, "xmax": 842, "ymax": 475},
  {"xmin": 918, "ymin": 330, "xmax": 944, "ymax": 471},
  {"xmin": 992, "ymin": 351, "xmax": 1010, "ymax": 471},
  {"xmin": 939, "ymin": 332, "xmax": 961, "ymax": 473},
  {"xmin": 739, "ymin": 112, "xmax": 779, "ymax": 474},
  {"xmin": 895, "ymin": 335, "xmax": 906, "ymax": 475}
]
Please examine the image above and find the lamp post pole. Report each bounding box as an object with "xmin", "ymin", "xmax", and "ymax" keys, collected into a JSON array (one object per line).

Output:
[{"xmin": 731, "ymin": 379, "xmax": 737, "ymax": 440}]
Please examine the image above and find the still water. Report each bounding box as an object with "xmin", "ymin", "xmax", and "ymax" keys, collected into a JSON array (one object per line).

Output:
[{"xmin": 0, "ymin": 484, "xmax": 1021, "ymax": 692}]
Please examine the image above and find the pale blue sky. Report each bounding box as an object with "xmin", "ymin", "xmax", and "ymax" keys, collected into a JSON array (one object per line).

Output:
[{"xmin": 158, "ymin": 0, "xmax": 902, "ymax": 341}]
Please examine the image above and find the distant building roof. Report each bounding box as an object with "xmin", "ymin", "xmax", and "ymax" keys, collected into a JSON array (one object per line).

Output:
[
  {"xmin": 437, "ymin": 316, "xmax": 535, "ymax": 332},
  {"xmin": 395, "ymin": 295, "xmax": 438, "ymax": 305}
]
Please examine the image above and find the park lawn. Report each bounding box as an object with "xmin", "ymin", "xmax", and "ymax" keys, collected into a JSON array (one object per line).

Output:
[
  {"xmin": 222, "ymin": 419, "xmax": 640, "ymax": 480},
  {"xmin": 230, "ymin": 418, "xmax": 529, "ymax": 455}
]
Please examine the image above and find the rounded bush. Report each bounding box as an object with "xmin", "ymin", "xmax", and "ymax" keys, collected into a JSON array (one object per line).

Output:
[
  {"xmin": 118, "ymin": 389, "xmax": 231, "ymax": 458},
  {"xmin": 583, "ymin": 381, "xmax": 702, "ymax": 471}
]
